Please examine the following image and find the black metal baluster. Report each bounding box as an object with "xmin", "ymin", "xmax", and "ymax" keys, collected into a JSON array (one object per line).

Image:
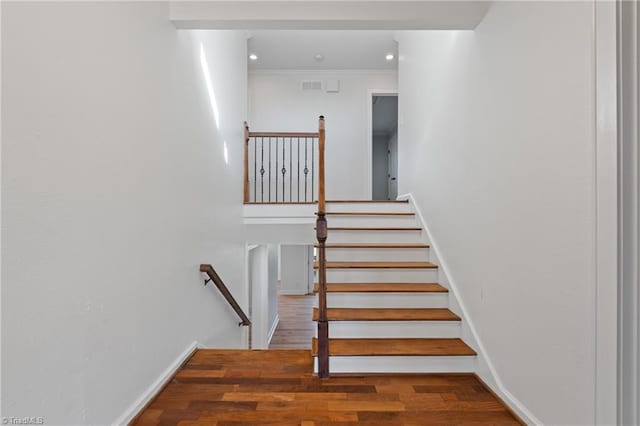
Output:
[
  {"xmin": 297, "ymin": 138, "xmax": 300, "ymax": 202},
  {"xmin": 282, "ymin": 137, "xmax": 286, "ymax": 201},
  {"xmin": 253, "ymin": 137, "xmax": 257, "ymax": 202},
  {"xmin": 304, "ymin": 137, "xmax": 309, "ymax": 202},
  {"xmin": 312, "ymin": 136, "xmax": 315, "ymax": 201},
  {"xmin": 260, "ymin": 137, "xmax": 265, "ymax": 202},
  {"xmin": 268, "ymin": 137, "xmax": 272, "ymax": 202},
  {"xmin": 276, "ymin": 137, "xmax": 279, "ymax": 202},
  {"xmin": 289, "ymin": 137, "xmax": 292, "ymax": 202}
]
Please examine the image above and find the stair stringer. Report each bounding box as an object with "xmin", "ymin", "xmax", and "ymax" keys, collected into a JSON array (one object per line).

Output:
[{"xmin": 398, "ymin": 193, "xmax": 540, "ymax": 426}]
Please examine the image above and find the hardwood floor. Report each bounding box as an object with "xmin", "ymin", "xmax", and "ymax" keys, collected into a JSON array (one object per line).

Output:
[
  {"xmin": 133, "ymin": 349, "xmax": 523, "ymax": 425},
  {"xmin": 269, "ymin": 291, "xmax": 315, "ymax": 349}
]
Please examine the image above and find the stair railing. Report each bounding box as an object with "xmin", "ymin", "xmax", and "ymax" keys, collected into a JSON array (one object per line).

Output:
[
  {"xmin": 200, "ymin": 264, "xmax": 251, "ymax": 327},
  {"xmin": 242, "ymin": 117, "xmax": 329, "ymax": 377},
  {"xmin": 243, "ymin": 121, "xmax": 320, "ymax": 204},
  {"xmin": 315, "ymin": 116, "xmax": 329, "ymax": 378}
]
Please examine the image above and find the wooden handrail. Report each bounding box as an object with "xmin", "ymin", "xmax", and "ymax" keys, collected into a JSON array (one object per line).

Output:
[
  {"xmin": 248, "ymin": 131, "xmax": 320, "ymax": 138},
  {"xmin": 200, "ymin": 264, "xmax": 251, "ymax": 326},
  {"xmin": 315, "ymin": 115, "xmax": 329, "ymax": 378}
]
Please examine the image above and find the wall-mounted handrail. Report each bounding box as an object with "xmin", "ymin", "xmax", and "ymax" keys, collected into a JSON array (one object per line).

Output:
[
  {"xmin": 243, "ymin": 122, "xmax": 321, "ymax": 204},
  {"xmin": 200, "ymin": 264, "xmax": 251, "ymax": 326},
  {"xmin": 315, "ymin": 116, "xmax": 329, "ymax": 378}
]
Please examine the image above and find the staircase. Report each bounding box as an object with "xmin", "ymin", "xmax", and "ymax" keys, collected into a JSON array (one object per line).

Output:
[
  {"xmin": 312, "ymin": 199, "xmax": 477, "ymax": 373},
  {"xmin": 243, "ymin": 117, "xmax": 476, "ymax": 376}
]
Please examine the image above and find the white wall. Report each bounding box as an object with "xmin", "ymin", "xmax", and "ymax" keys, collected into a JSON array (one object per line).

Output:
[
  {"xmin": 397, "ymin": 2, "xmax": 596, "ymax": 424},
  {"xmin": 249, "ymin": 71, "xmax": 397, "ymax": 199},
  {"xmin": 2, "ymin": 3, "xmax": 248, "ymax": 424},
  {"xmin": 248, "ymin": 244, "xmax": 265, "ymax": 349},
  {"xmin": 248, "ymin": 244, "xmax": 278, "ymax": 349},
  {"xmin": 280, "ymin": 245, "xmax": 312, "ymax": 295},
  {"xmin": 277, "ymin": 244, "xmax": 282, "ymax": 280},
  {"xmin": 267, "ymin": 244, "xmax": 279, "ymax": 340}
]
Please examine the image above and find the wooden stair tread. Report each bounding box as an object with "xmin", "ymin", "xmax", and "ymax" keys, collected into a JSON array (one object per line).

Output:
[
  {"xmin": 327, "ymin": 199, "xmax": 409, "ymax": 203},
  {"xmin": 314, "ymin": 261, "xmax": 437, "ymax": 269},
  {"xmin": 313, "ymin": 308, "xmax": 460, "ymax": 321},
  {"xmin": 312, "ymin": 338, "xmax": 476, "ymax": 356},
  {"xmin": 317, "ymin": 243, "xmax": 429, "ymax": 249},
  {"xmin": 325, "ymin": 212, "xmax": 414, "ymax": 216},
  {"xmin": 326, "ymin": 227, "xmax": 422, "ymax": 231},
  {"xmin": 313, "ymin": 282, "xmax": 448, "ymax": 293}
]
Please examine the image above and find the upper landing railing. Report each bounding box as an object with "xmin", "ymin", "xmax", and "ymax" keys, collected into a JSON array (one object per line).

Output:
[{"xmin": 243, "ymin": 120, "xmax": 323, "ymax": 204}]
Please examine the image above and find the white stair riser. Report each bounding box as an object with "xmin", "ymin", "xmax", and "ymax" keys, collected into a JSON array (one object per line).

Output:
[
  {"xmin": 318, "ymin": 321, "xmax": 460, "ymax": 338},
  {"xmin": 327, "ymin": 230, "xmax": 423, "ymax": 243},
  {"xmin": 326, "ymin": 203, "xmax": 412, "ymax": 213},
  {"xmin": 314, "ymin": 356, "xmax": 475, "ymax": 374},
  {"xmin": 320, "ymin": 292, "xmax": 448, "ymax": 308},
  {"xmin": 327, "ymin": 216, "xmax": 418, "ymax": 227},
  {"xmin": 311, "ymin": 199, "xmax": 477, "ymax": 375},
  {"xmin": 326, "ymin": 269, "xmax": 438, "ymax": 282},
  {"xmin": 326, "ymin": 247, "xmax": 429, "ymax": 262}
]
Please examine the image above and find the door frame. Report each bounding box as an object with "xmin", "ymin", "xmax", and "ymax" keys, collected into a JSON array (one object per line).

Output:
[
  {"xmin": 366, "ymin": 89, "xmax": 398, "ymax": 200},
  {"xmin": 593, "ymin": 1, "xmax": 619, "ymax": 423},
  {"xmin": 387, "ymin": 128, "xmax": 398, "ymax": 200},
  {"xmin": 616, "ymin": 0, "xmax": 639, "ymax": 423}
]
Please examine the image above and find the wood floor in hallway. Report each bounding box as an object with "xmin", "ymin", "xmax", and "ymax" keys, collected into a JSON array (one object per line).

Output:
[
  {"xmin": 133, "ymin": 349, "xmax": 523, "ymax": 425},
  {"xmin": 269, "ymin": 291, "xmax": 315, "ymax": 349}
]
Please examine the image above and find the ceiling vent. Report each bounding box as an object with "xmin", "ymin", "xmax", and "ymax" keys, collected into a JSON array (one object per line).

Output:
[{"xmin": 301, "ymin": 80, "xmax": 322, "ymax": 91}]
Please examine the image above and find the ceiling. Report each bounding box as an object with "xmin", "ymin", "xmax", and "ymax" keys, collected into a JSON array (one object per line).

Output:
[
  {"xmin": 247, "ymin": 30, "xmax": 398, "ymax": 70},
  {"xmin": 373, "ymin": 95, "xmax": 398, "ymax": 133},
  {"xmin": 171, "ymin": 2, "xmax": 492, "ymax": 30}
]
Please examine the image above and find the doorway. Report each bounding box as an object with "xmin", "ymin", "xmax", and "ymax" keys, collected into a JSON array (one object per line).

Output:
[
  {"xmin": 370, "ymin": 93, "xmax": 398, "ymax": 200},
  {"xmin": 269, "ymin": 244, "xmax": 315, "ymax": 349}
]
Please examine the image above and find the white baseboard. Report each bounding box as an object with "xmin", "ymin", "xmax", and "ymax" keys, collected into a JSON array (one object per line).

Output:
[
  {"xmin": 113, "ymin": 341, "xmax": 199, "ymax": 425},
  {"xmin": 267, "ymin": 314, "xmax": 280, "ymax": 345},
  {"xmin": 397, "ymin": 193, "xmax": 540, "ymax": 425}
]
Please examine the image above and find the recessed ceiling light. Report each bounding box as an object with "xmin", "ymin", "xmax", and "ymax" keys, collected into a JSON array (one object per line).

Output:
[
  {"xmin": 385, "ymin": 54, "xmax": 395, "ymax": 61},
  {"xmin": 249, "ymin": 53, "xmax": 258, "ymax": 61},
  {"xmin": 314, "ymin": 54, "xmax": 324, "ymax": 62}
]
